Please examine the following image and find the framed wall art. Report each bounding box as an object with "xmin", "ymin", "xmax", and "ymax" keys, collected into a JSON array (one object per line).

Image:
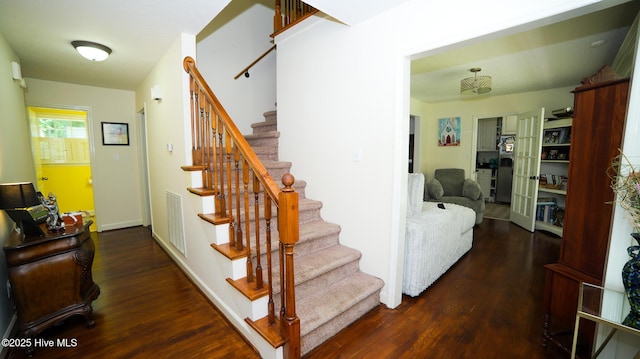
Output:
[
  {"xmin": 101, "ymin": 122, "xmax": 129, "ymax": 146},
  {"xmin": 438, "ymin": 117, "xmax": 461, "ymax": 146}
]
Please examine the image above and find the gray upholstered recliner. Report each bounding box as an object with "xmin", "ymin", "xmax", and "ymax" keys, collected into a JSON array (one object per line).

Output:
[{"xmin": 425, "ymin": 168, "xmax": 485, "ymax": 224}]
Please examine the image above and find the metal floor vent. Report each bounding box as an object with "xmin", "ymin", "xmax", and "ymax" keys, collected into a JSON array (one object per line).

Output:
[{"xmin": 166, "ymin": 190, "xmax": 186, "ymax": 256}]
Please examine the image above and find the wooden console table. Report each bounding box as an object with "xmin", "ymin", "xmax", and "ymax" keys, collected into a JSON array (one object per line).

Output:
[{"xmin": 3, "ymin": 221, "xmax": 100, "ymax": 354}]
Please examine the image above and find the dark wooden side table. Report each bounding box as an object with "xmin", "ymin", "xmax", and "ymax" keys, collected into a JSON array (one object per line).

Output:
[{"xmin": 3, "ymin": 220, "xmax": 100, "ymax": 355}]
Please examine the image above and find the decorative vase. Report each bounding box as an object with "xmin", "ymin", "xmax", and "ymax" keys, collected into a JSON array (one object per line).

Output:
[{"xmin": 622, "ymin": 233, "xmax": 640, "ymax": 329}]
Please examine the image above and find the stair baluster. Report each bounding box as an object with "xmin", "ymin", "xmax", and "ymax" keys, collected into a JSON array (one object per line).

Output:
[
  {"xmin": 224, "ymin": 132, "xmax": 233, "ymax": 218},
  {"xmin": 265, "ymin": 195, "xmax": 276, "ymax": 324},
  {"xmin": 233, "ymin": 146, "xmax": 243, "ymax": 251},
  {"xmin": 202, "ymin": 100, "xmax": 212, "ymax": 190},
  {"xmin": 188, "ymin": 79, "xmax": 198, "ymax": 165},
  {"xmin": 253, "ymin": 173, "xmax": 264, "ymax": 289},
  {"xmin": 243, "ymin": 158, "xmax": 253, "ymax": 283},
  {"xmin": 216, "ymin": 118, "xmax": 225, "ymax": 216}
]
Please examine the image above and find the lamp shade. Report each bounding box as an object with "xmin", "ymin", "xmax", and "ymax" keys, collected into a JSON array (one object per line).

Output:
[
  {"xmin": 71, "ymin": 40, "xmax": 112, "ymax": 62},
  {"xmin": 0, "ymin": 183, "xmax": 41, "ymax": 209},
  {"xmin": 460, "ymin": 67, "xmax": 492, "ymax": 95},
  {"xmin": 460, "ymin": 75, "xmax": 492, "ymax": 94}
]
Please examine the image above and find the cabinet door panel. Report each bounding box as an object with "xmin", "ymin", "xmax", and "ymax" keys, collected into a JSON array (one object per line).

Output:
[{"xmin": 561, "ymin": 80, "xmax": 629, "ymax": 278}]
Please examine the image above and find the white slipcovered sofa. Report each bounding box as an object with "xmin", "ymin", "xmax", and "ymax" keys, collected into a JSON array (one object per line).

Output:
[{"xmin": 403, "ymin": 173, "xmax": 475, "ymax": 297}]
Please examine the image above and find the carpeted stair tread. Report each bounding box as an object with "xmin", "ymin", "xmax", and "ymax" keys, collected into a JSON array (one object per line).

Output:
[
  {"xmin": 244, "ymin": 131, "xmax": 280, "ymax": 141},
  {"xmin": 225, "ymin": 197, "xmax": 322, "ymax": 224},
  {"xmin": 249, "ymin": 222, "xmax": 341, "ymax": 280},
  {"xmin": 295, "ymin": 221, "xmax": 341, "ymax": 254},
  {"xmin": 262, "ymin": 160, "xmax": 292, "ymax": 169},
  {"xmin": 297, "ymin": 271, "xmax": 384, "ymax": 337},
  {"xmin": 298, "ymin": 220, "xmax": 340, "ymax": 242},
  {"xmin": 251, "ymin": 220, "xmax": 340, "ymax": 254},
  {"xmin": 300, "ymin": 284, "xmax": 381, "ymax": 355},
  {"xmin": 292, "ymin": 245, "xmax": 361, "ymax": 289},
  {"xmin": 265, "ymin": 244, "xmax": 363, "ymax": 303},
  {"xmin": 251, "ymin": 120, "xmax": 277, "ymax": 133},
  {"xmin": 252, "ymin": 146, "xmax": 278, "ymax": 160},
  {"xmin": 262, "ymin": 110, "xmax": 277, "ymax": 122}
]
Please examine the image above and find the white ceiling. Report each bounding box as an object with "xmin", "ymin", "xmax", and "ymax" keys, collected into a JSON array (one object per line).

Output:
[
  {"xmin": 0, "ymin": 0, "xmax": 231, "ymax": 90},
  {"xmin": 0, "ymin": 0, "xmax": 409, "ymax": 91},
  {"xmin": 411, "ymin": 1, "xmax": 640, "ymax": 103},
  {"xmin": 304, "ymin": 0, "xmax": 412, "ymax": 25},
  {"xmin": 0, "ymin": 0, "xmax": 637, "ymax": 96}
]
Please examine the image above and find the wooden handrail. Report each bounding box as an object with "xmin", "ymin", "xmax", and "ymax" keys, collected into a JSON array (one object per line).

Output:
[
  {"xmin": 183, "ymin": 56, "xmax": 300, "ymax": 358},
  {"xmin": 184, "ymin": 56, "xmax": 281, "ymax": 201},
  {"xmin": 234, "ymin": 45, "xmax": 276, "ymax": 80}
]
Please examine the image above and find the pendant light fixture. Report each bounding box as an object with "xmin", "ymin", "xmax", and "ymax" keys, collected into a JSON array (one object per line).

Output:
[
  {"xmin": 460, "ymin": 67, "xmax": 492, "ymax": 95},
  {"xmin": 71, "ymin": 41, "xmax": 112, "ymax": 62}
]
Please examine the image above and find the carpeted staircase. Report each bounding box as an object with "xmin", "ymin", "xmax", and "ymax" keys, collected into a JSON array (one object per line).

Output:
[{"xmin": 241, "ymin": 110, "xmax": 385, "ymax": 355}]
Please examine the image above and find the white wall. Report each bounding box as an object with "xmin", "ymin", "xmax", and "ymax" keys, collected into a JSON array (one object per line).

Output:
[
  {"xmin": 412, "ymin": 86, "xmax": 576, "ymax": 179},
  {"xmin": 602, "ymin": 16, "xmax": 640, "ymax": 358},
  {"xmin": 0, "ymin": 32, "xmax": 35, "ymax": 347},
  {"xmin": 274, "ymin": 0, "xmax": 611, "ymax": 309},
  {"xmin": 24, "ymin": 79, "xmax": 140, "ymax": 232},
  {"xmin": 197, "ymin": 0, "xmax": 276, "ymax": 133},
  {"xmin": 136, "ymin": 33, "xmax": 194, "ymax": 247}
]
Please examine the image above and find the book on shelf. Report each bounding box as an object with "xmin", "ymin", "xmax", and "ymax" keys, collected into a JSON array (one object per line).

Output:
[
  {"xmin": 537, "ymin": 197, "xmax": 557, "ymax": 205},
  {"xmin": 536, "ymin": 197, "xmax": 555, "ymax": 221},
  {"xmin": 536, "ymin": 203, "xmax": 555, "ymax": 224},
  {"xmin": 536, "ymin": 199, "xmax": 564, "ymax": 227}
]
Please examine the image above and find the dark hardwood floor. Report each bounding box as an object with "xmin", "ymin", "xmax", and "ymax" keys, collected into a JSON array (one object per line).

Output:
[
  {"xmin": 306, "ymin": 219, "xmax": 567, "ymax": 359},
  {"xmin": 7, "ymin": 219, "xmax": 568, "ymax": 358},
  {"xmin": 6, "ymin": 226, "xmax": 261, "ymax": 359}
]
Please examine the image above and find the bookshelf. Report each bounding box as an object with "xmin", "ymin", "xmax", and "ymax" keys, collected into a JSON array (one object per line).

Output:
[{"xmin": 536, "ymin": 117, "xmax": 572, "ymax": 236}]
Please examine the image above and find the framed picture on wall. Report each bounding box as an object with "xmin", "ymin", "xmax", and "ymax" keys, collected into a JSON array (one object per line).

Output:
[
  {"xmin": 438, "ymin": 117, "xmax": 461, "ymax": 146},
  {"xmin": 101, "ymin": 122, "xmax": 129, "ymax": 145}
]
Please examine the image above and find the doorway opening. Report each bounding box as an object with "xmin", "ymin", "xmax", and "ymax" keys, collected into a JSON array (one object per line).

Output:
[
  {"xmin": 137, "ymin": 107, "xmax": 152, "ymax": 229},
  {"xmin": 27, "ymin": 106, "xmax": 97, "ymax": 231}
]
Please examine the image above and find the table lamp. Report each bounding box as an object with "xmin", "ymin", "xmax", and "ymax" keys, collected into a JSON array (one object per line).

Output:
[{"xmin": 0, "ymin": 182, "xmax": 46, "ymax": 236}]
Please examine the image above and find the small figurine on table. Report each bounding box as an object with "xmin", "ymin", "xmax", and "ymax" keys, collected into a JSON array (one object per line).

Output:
[{"xmin": 40, "ymin": 192, "xmax": 63, "ymax": 232}]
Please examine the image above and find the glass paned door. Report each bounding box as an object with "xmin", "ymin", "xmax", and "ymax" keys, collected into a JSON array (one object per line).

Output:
[{"xmin": 510, "ymin": 108, "xmax": 544, "ymax": 232}]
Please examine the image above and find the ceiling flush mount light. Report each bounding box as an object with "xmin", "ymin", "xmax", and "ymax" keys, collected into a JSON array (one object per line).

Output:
[
  {"xmin": 460, "ymin": 67, "xmax": 492, "ymax": 95},
  {"xmin": 71, "ymin": 40, "xmax": 112, "ymax": 62}
]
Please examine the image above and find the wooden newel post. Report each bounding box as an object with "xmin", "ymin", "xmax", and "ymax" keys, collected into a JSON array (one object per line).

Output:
[{"xmin": 278, "ymin": 173, "xmax": 300, "ymax": 359}]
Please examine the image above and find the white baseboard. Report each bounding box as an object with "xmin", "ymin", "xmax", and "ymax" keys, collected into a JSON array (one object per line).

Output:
[
  {"xmin": 0, "ymin": 313, "xmax": 17, "ymax": 359},
  {"xmin": 98, "ymin": 219, "xmax": 143, "ymax": 232}
]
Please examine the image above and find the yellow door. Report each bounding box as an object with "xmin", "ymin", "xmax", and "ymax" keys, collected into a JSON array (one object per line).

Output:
[{"xmin": 28, "ymin": 107, "xmax": 97, "ymax": 231}]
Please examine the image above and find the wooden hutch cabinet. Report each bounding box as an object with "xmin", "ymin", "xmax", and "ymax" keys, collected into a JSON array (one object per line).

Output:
[
  {"xmin": 3, "ymin": 221, "xmax": 100, "ymax": 355},
  {"xmin": 542, "ymin": 78, "xmax": 630, "ymax": 356}
]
